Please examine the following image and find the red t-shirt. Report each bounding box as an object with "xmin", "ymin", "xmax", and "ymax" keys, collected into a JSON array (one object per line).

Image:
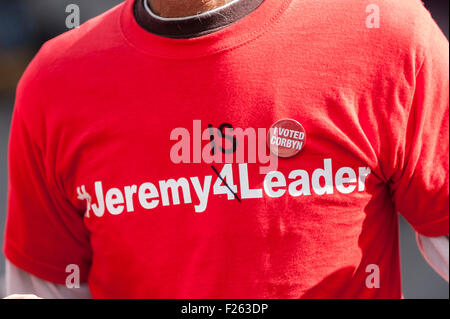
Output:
[{"xmin": 4, "ymin": 0, "xmax": 449, "ymax": 298}]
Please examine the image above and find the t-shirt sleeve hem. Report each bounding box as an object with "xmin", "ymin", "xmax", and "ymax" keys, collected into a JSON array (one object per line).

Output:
[
  {"xmin": 3, "ymin": 241, "xmax": 88, "ymax": 286},
  {"xmin": 411, "ymin": 215, "xmax": 449, "ymax": 237}
]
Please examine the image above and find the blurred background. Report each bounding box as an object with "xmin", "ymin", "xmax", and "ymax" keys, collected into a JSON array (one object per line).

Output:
[{"xmin": 0, "ymin": 0, "xmax": 448, "ymax": 298}]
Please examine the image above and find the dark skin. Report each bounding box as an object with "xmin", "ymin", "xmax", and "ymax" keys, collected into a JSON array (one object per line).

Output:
[{"xmin": 148, "ymin": 0, "xmax": 234, "ymax": 18}]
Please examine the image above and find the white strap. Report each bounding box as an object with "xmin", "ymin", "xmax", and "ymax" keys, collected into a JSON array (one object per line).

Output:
[
  {"xmin": 143, "ymin": 0, "xmax": 242, "ymax": 21},
  {"xmin": 416, "ymin": 234, "xmax": 449, "ymax": 282},
  {"xmin": 5, "ymin": 259, "xmax": 92, "ymax": 299}
]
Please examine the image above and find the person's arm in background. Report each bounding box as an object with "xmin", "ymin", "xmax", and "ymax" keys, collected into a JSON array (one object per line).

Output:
[
  {"xmin": 417, "ymin": 235, "xmax": 449, "ymax": 282},
  {"xmin": 5, "ymin": 260, "xmax": 92, "ymax": 299}
]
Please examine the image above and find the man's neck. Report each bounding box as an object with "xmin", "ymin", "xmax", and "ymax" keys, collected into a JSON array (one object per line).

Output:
[{"xmin": 148, "ymin": 0, "xmax": 234, "ymax": 18}]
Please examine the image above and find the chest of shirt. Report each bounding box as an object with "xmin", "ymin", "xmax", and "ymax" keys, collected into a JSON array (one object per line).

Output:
[{"xmin": 41, "ymin": 45, "xmax": 395, "ymax": 244}]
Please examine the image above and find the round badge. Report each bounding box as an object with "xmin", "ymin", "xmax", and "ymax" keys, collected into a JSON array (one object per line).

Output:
[{"xmin": 267, "ymin": 118, "xmax": 306, "ymax": 158}]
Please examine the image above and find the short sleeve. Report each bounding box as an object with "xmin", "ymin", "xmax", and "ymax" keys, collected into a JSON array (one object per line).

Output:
[
  {"xmin": 3, "ymin": 47, "xmax": 92, "ymax": 285},
  {"xmin": 391, "ymin": 17, "xmax": 449, "ymax": 237}
]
